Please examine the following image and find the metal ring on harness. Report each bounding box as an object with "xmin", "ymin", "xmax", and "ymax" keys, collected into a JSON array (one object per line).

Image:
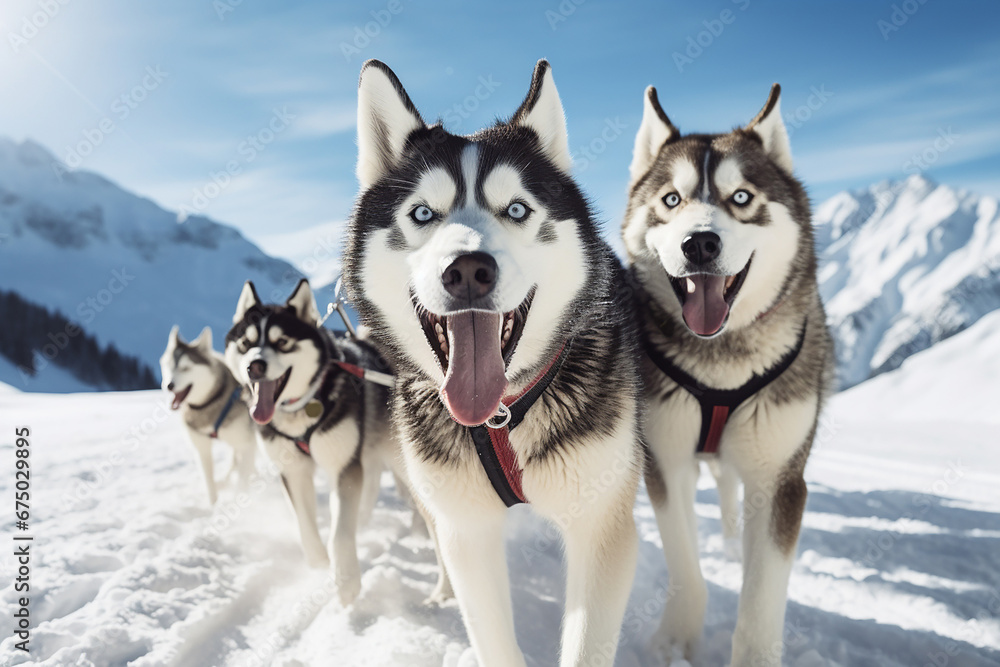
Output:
[{"xmin": 485, "ymin": 403, "xmax": 511, "ymax": 429}]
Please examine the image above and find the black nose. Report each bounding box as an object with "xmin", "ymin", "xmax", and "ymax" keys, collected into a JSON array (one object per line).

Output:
[
  {"xmin": 681, "ymin": 232, "xmax": 722, "ymax": 266},
  {"xmin": 167, "ymin": 381, "xmax": 175, "ymax": 391},
  {"xmin": 442, "ymin": 252, "xmax": 498, "ymax": 301},
  {"xmin": 247, "ymin": 360, "xmax": 267, "ymax": 382}
]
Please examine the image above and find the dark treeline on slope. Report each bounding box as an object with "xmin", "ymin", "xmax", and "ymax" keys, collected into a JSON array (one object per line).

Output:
[{"xmin": 0, "ymin": 289, "xmax": 157, "ymax": 391}]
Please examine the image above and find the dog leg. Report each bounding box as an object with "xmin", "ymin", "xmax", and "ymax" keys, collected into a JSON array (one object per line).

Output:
[
  {"xmin": 708, "ymin": 458, "xmax": 743, "ymax": 561},
  {"xmin": 278, "ymin": 461, "xmax": 329, "ymax": 568},
  {"xmin": 650, "ymin": 456, "xmax": 705, "ymax": 662},
  {"xmin": 420, "ymin": 504, "xmax": 453, "ymax": 604},
  {"xmin": 357, "ymin": 450, "xmax": 382, "ymax": 527},
  {"xmin": 232, "ymin": 427, "xmax": 257, "ymax": 493},
  {"xmin": 188, "ymin": 429, "xmax": 217, "ymax": 505},
  {"xmin": 392, "ymin": 470, "xmax": 430, "ymax": 538},
  {"xmin": 329, "ymin": 460, "xmax": 364, "ymax": 605},
  {"xmin": 559, "ymin": 495, "xmax": 638, "ymax": 667},
  {"xmin": 437, "ymin": 510, "xmax": 524, "ymax": 667},
  {"xmin": 392, "ymin": 462, "xmax": 450, "ymax": 602},
  {"xmin": 730, "ymin": 467, "xmax": 807, "ymax": 667}
]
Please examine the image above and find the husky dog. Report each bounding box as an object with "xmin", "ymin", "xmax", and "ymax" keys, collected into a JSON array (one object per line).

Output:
[
  {"xmin": 160, "ymin": 325, "xmax": 257, "ymax": 505},
  {"xmin": 623, "ymin": 84, "xmax": 834, "ymax": 665},
  {"xmin": 343, "ymin": 59, "xmax": 642, "ymax": 666},
  {"xmin": 224, "ymin": 278, "xmax": 449, "ymax": 606}
]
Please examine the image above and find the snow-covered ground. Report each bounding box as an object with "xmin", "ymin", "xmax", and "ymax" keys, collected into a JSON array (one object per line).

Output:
[{"xmin": 1, "ymin": 318, "xmax": 999, "ymax": 667}]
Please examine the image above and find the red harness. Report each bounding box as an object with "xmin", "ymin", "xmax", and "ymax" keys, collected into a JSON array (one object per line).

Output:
[
  {"xmin": 643, "ymin": 322, "xmax": 807, "ymax": 456},
  {"xmin": 468, "ymin": 341, "xmax": 571, "ymax": 507}
]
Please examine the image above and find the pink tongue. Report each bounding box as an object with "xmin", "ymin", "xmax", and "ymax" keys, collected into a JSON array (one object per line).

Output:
[
  {"xmin": 441, "ymin": 310, "xmax": 508, "ymax": 426},
  {"xmin": 171, "ymin": 394, "xmax": 182, "ymax": 410},
  {"xmin": 681, "ymin": 275, "xmax": 730, "ymax": 336},
  {"xmin": 251, "ymin": 379, "xmax": 278, "ymax": 424}
]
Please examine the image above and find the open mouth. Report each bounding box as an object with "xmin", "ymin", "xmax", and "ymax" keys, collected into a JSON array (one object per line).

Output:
[
  {"xmin": 414, "ymin": 288, "xmax": 535, "ymax": 426},
  {"xmin": 249, "ymin": 367, "xmax": 291, "ymax": 425},
  {"xmin": 170, "ymin": 385, "xmax": 192, "ymax": 410},
  {"xmin": 668, "ymin": 256, "xmax": 752, "ymax": 337}
]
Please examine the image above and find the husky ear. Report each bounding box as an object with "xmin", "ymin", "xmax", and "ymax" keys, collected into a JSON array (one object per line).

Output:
[
  {"xmin": 193, "ymin": 326, "xmax": 213, "ymax": 352},
  {"xmin": 234, "ymin": 281, "xmax": 261, "ymax": 324},
  {"xmin": 512, "ymin": 60, "xmax": 573, "ymax": 174},
  {"xmin": 745, "ymin": 84, "xmax": 793, "ymax": 175},
  {"xmin": 168, "ymin": 324, "xmax": 181, "ymax": 347},
  {"xmin": 356, "ymin": 60, "xmax": 425, "ymax": 189},
  {"xmin": 286, "ymin": 279, "xmax": 321, "ymax": 325},
  {"xmin": 630, "ymin": 86, "xmax": 679, "ymax": 186}
]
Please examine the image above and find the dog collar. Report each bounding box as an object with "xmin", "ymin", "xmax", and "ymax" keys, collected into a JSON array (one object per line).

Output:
[
  {"xmin": 279, "ymin": 366, "xmax": 329, "ymax": 414},
  {"xmin": 468, "ymin": 339, "xmax": 573, "ymax": 507},
  {"xmin": 642, "ymin": 319, "xmax": 807, "ymax": 456},
  {"xmin": 187, "ymin": 378, "xmax": 228, "ymax": 412}
]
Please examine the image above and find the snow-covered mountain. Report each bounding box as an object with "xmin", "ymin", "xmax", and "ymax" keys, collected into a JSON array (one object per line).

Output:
[
  {"xmin": 815, "ymin": 174, "xmax": 1000, "ymax": 389},
  {"xmin": 0, "ymin": 138, "xmax": 306, "ymax": 390}
]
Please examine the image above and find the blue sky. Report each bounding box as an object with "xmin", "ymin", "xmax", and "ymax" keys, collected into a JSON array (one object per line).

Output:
[{"xmin": 1, "ymin": 0, "xmax": 998, "ymax": 245}]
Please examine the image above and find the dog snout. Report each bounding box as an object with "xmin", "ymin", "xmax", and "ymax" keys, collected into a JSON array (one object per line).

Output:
[
  {"xmin": 442, "ymin": 252, "xmax": 498, "ymax": 301},
  {"xmin": 247, "ymin": 359, "xmax": 267, "ymax": 381},
  {"xmin": 681, "ymin": 232, "xmax": 721, "ymax": 266},
  {"xmin": 166, "ymin": 381, "xmax": 175, "ymax": 391}
]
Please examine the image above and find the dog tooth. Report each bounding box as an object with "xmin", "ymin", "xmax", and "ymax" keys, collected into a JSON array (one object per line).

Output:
[
  {"xmin": 725, "ymin": 275, "xmax": 736, "ymax": 289},
  {"xmin": 434, "ymin": 323, "xmax": 444, "ymax": 335},
  {"xmin": 686, "ymin": 277, "xmax": 697, "ymax": 294}
]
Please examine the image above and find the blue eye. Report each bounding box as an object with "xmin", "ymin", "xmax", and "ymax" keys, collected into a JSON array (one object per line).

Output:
[
  {"xmin": 663, "ymin": 192, "xmax": 681, "ymax": 208},
  {"xmin": 506, "ymin": 202, "xmax": 530, "ymax": 220},
  {"xmin": 410, "ymin": 205, "xmax": 435, "ymax": 224},
  {"xmin": 732, "ymin": 190, "xmax": 753, "ymax": 206}
]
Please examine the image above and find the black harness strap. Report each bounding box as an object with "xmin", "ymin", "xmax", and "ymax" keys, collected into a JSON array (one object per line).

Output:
[
  {"xmin": 209, "ymin": 386, "xmax": 243, "ymax": 439},
  {"xmin": 267, "ymin": 417, "xmax": 326, "ymax": 457},
  {"xmin": 265, "ymin": 332, "xmax": 374, "ymax": 458},
  {"xmin": 643, "ymin": 322, "xmax": 807, "ymax": 456},
  {"xmin": 468, "ymin": 340, "xmax": 573, "ymax": 507}
]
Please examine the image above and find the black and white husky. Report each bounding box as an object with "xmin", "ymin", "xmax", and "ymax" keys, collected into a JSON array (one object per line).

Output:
[
  {"xmin": 343, "ymin": 59, "xmax": 643, "ymax": 666},
  {"xmin": 224, "ymin": 278, "xmax": 447, "ymax": 605},
  {"xmin": 160, "ymin": 325, "xmax": 257, "ymax": 505},
  {"xmin": 623, "ymin": 84, "xmax": 834, "ymax": 665}
]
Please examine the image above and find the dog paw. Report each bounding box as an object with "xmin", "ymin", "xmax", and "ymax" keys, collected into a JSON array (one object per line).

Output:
[
  {"xmin": 724, "ymin": 536, "xmax": 743, "ymax": 562},
  {"xmin": 423, "ymin": 577, "xmax": 454, "ymax": 606},
  {"xmin": 649, "ymin": 632, "xmax": 696, "ymax": 666},
  {"xmin": 336, "ymin": 571, "xmax": 362, "ymax": 606},
  {"xmin": 305, "ymin": 550, "xmax": 331, "ymax": 569}
]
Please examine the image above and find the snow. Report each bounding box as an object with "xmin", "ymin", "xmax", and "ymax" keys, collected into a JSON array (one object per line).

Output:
[
  {"xmin": 0, "ymin": 355, "xmax": 93, "ymax": 394},
  {"xmin": 2, "ymin": 321, "xmax": 999, "ymax": 666},
  {"xmin": 816, "ymin": 174, "xmax": 1000, "ymax": 388},
  {"xmin": 0, "ymin": 138, "xmax": 304, "ymax": 388}
]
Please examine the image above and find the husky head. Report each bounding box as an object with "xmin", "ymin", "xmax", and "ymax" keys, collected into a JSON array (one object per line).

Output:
[
  {"xmin": 224, "ymin": 279, "xmax": 327, "ymax": 425},
  {"xmin": 160, "ymin": 325, "xmax": 218, "ymax": 410},
  {"xmin": 623, "ymin": 84, "xmax": 812, "ymax": 338},
  {"xmin": 344, "ymin": 59, "xmax": 603, "ymax": 427}
]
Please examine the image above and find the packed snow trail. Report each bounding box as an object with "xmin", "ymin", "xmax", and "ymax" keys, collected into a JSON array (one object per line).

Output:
[{"xmin": 1, "ymin": 360, "xmax": 998, "ymax": 666}]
